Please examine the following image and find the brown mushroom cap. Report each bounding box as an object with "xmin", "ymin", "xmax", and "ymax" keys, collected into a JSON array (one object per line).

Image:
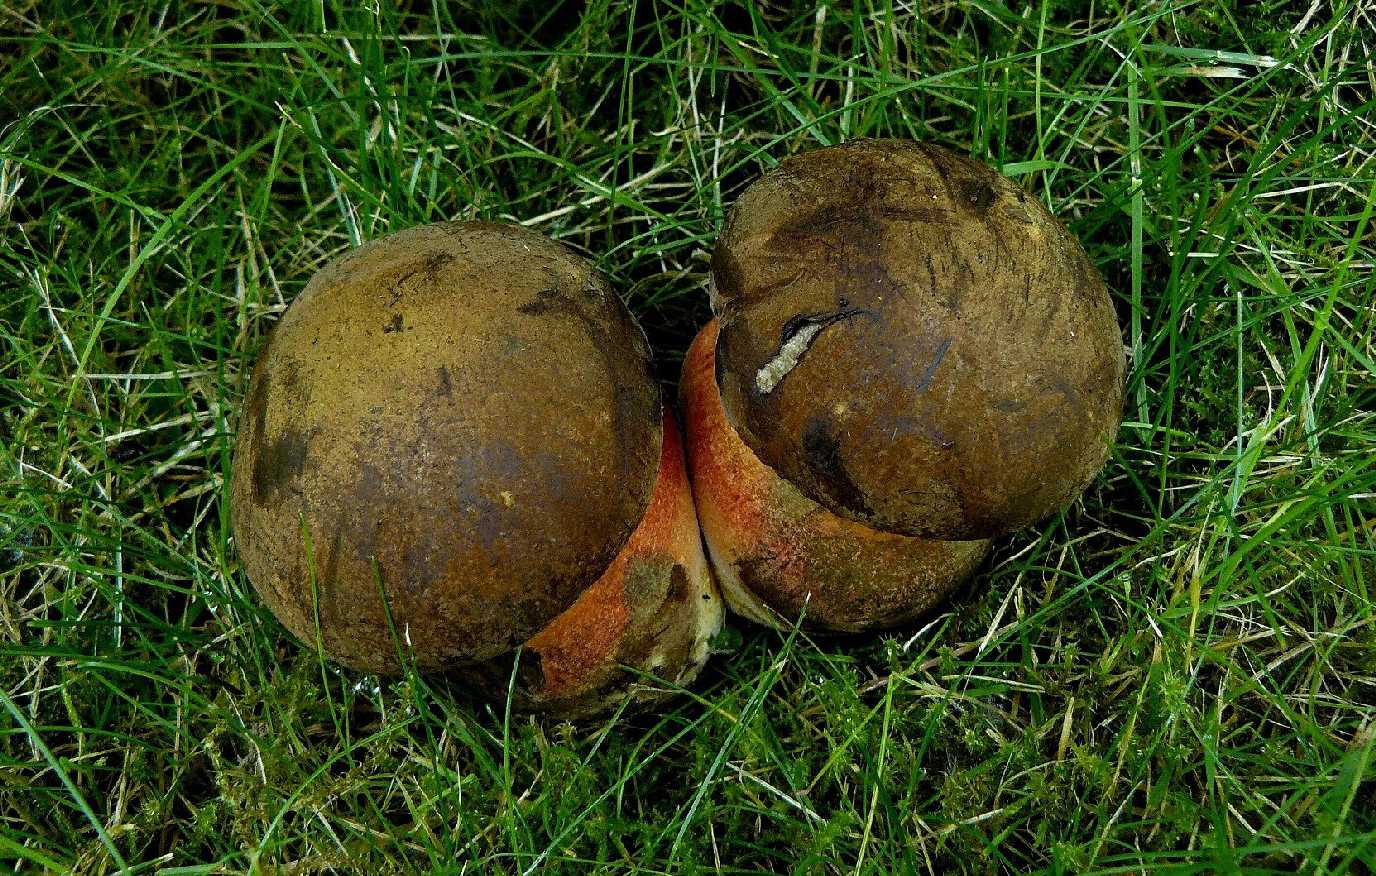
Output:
[
  {"xmin": 711, "ymin": 140, "xmax": 1125, "ymax": 540},
  {"xmin": 230, "ymin": 221, "xmax": 662, "ymax": 673}
]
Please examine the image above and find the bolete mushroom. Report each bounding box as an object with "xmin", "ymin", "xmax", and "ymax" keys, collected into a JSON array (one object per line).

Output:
[
  {"xmin": 231, "ymin": 221, "xmax": 721, "ymax": 716},
  {"xmin": 688, "ymin": 139, "xmax": 1124, "ymax": 629}
]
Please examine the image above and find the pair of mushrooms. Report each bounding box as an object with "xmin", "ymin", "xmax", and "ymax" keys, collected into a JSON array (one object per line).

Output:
[{"xmin": 231, "ymin": 141, "xmax": 1124, "ymax": 717}]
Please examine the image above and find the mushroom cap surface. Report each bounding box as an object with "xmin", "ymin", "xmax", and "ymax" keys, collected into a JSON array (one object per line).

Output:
[
  {"xmin": 231, "ymin": 221, "xmax": 661, "ymax": 672},
  {"xmin": 711, "ymin": 140, "xmax": 1125, "ymax": 539}
]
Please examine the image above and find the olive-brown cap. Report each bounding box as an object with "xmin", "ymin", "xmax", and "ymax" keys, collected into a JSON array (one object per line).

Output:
[
  {"xmin": 230, "ymin": 221, "xmax": 662, "ymax": 673},
  {"xmin": 711, "ymin": 140, "xmax": 1125, "ymax": 540}
]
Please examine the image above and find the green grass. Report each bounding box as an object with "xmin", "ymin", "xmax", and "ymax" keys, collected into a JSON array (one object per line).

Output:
[{"xmin": 2, "ymin": 0, "xmax": 1374, "ymax": 872}]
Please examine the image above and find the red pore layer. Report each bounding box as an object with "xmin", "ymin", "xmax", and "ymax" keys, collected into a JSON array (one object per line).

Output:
[
  {"xmin": 680, "ymin": 320, "xmax": 990, "ymax": 632},
  {"xmin": 519, "ymin": 411, "xmax": 721, "ymax": 714}
]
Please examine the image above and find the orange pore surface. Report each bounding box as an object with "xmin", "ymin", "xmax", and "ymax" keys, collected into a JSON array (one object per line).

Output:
[
  {"xmin": 525, "ymin": 410, "xmax": 696, "ymax": 697},
  {"xmin": 679, "ymin": 321, "xmax": 772, "ymax": 554},
  {"xmin": 681, "ymin": 319, "xmax": 840, "ymax": 592}
]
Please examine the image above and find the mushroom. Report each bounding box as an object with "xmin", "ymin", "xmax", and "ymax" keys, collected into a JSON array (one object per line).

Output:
[
  {"xmin": 688, "ymin": 139, "xmax": 1124, "ymax": 630},
  {"xmin": 231, "ymin": 221, "xmax": 721, "ymax": 716}
]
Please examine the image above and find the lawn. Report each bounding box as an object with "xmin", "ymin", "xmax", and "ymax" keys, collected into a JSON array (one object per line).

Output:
[{"xmin": 2, "ymin": 1, "xmax": 1374, "ymax": 873}]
